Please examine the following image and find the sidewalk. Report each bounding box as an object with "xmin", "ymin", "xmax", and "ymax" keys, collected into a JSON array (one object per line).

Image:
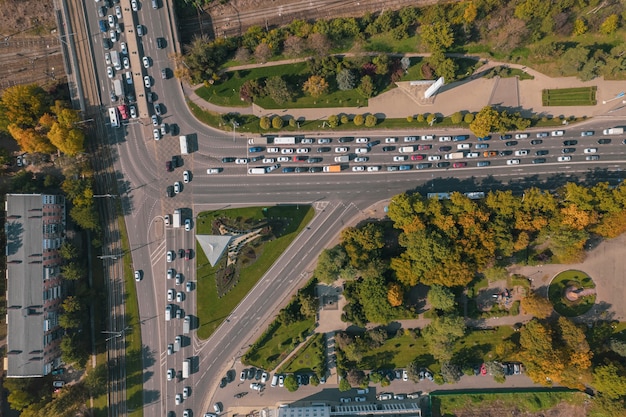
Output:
[{"xmin": 183, "ymin": 53, "xmax": 626, "ymax": 127}]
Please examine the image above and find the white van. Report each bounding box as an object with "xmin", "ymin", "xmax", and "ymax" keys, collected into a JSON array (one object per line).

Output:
[
  {"xmin": 457, "ymin": 143, "xmax": 471, "ymax": 150},
  {"xmin": 165, "ymin": 305, "xmax": 172, "ymax": 321},
  {"xmin": 271, "ymin": 374, "xmax": 279, "ymax": 387},
  {"xmin": 355, "ymin": 147, "xmax": 369, "ymax": 154}
]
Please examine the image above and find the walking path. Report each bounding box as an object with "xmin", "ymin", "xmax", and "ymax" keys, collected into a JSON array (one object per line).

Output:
[{"xmin": 183, "ymin": 52, "xmax": 626, "ymax": 127}]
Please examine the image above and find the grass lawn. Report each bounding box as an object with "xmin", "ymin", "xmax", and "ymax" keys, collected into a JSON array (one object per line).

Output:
[
  {"xmin": 433, "ymin": 390, "xmax": 585, "ymax": 417},
  {"xmin": 195, "ymin": 205, "xmax": 315, "ymax": 340},
  {"xmin": 548, "ymin": 269, "xmax": 596, "ymax": 317},
  {"xmin": 363, "ymin": 33, "xmax": 420, "ymax": 54},
  {"xmin": 542, "ymin": 87, "xmax": 597, "ymax": 106},
  {"xmin": 196, "ymin": 62, "xmax": 367, "ymax": 109},
  {"xmin": 280, "ymin": 332, "xmax": 325, "ymax": 374},
  {"xmin": 245, "ymin": 317, "xmax": 315, "ymax": 370}
]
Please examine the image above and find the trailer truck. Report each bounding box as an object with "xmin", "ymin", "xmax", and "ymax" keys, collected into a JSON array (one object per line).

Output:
[
  {"xmin": 182, "ymin": 359, "xmax": 190, "ymax": 379},
  {"xmin": 603, "ymin": 127, "xmax": 624, "ymax": 135},
  {"xmin": 183, "ymin": 315, "xmax": 190, "ymax": 334},
  {"xmin": 445, "ymin": 152, "xmax": 465, "ymax": 160},
  {"xmin": 334, "ymin": 155, "xmax": 350, "ymax": 163},
  {"xmin": 248, "ymin": 137, "xmax": 269, "ymax": 145},
  {"xmin": 173, "ymin": 209, "xmax": 182, "ymax": 228},
  {"xmin": 323, "ymin": 165, "xmax": 341, "ymax": 173},
  {"xmin": 399, "ymin": 146, "xmax": 417, "ymax": 153},
  {"xmin": 110, "ymin": 51, "xmax": 121, "ymax": 71}
]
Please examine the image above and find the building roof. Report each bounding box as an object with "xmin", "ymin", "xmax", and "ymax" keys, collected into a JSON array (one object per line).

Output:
[{"xmin": 196, "ymin": 234, "xmax": 233, "ymax": 266}]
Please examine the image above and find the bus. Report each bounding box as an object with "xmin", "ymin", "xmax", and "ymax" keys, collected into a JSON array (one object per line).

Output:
[
  {"xmin": 272, "ymin": 136, "xmax": 296, "ymax": 145},
  {"xmin": 179, "ymin": 135, "xmax": 189, "ymax": 154},
  {"xmin": 108, "ymin": 107, "xmax": 120, "ymax": 128}
]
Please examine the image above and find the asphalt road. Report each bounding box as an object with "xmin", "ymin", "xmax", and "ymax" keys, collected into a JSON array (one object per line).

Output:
[{"xmin": 79, "ymin": 4, "xmax": 626, "ymax": 417}]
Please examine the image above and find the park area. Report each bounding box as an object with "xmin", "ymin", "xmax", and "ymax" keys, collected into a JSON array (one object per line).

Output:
[{"xmin": 542, "ymin": 87, "xmax": 597, "ymax": 106}]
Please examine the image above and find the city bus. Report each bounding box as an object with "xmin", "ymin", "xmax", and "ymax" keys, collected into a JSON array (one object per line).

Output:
[{"xmin": 108, "ymin": 107, "xmax": 120, "ymax": 128}]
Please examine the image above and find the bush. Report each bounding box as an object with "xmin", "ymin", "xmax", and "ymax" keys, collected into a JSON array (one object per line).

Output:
[
  {"xmin": 365, "ymin": 114, "xmax": 378, "ymax": 127},
  {"xmin": 259, "ymin": 116, "xmax": 271, "ymax": 130},
  {"xmin": 406, "ymin": 115, "xmax": 414, "ymax": 122},
  {"xmin": 427, "ymin": 113, "xmax": 436, "ymax": 124},
  {"xmin": 328, "ymin": 114, "xmax": 339, "ymax": 128},
  {"xmin": 451, "ymin": 112, "xmax": 463, "ymax": 124},
  {"xmin": 272, "ymin": 116, "xmax": 284, "ymax": 129},
  {"xmin": 463, "ymin": 113, "xmax": 475, "ymax": 123},
  {"xmin": 417, "ymin": 114, "xmax": 425, "ymax": 122},
  {"xmin": 340, "ymin": 115, "xmax": 349, "ymax": 124},
  {"xmin": 289, "ymin": 117, "xmax": 296, "ymax": 127},
  {"xmin": 354, "ymin": 114, "xmax": 364, "ymax": 126}
]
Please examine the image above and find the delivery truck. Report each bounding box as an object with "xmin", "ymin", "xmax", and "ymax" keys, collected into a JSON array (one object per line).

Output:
[
  {"xmin": 173, "ymin": 209, "xmax": 182, "ymax": 228},
  {"xmin": 183, "ymin": 315, "xmax": 190, "ymax": 334},
  {"xmin": 334, "ymin": 155, "xmax": 350, "ymax": 163},
  {"xmin": 445, "ymin": 152, "xmax": 465, "ymax": 160},
  {"xmin": 110, "ymin": 51, "xmax": 121, "ymax": 71},
  {"xmin": 182, "ymin": 359, "xmax": 190, "ymax": 379},
  {"xmin": 248, "ymin": 167, "xmax": 267, "ymax": 175},
  {"xmin": 603, "ymin": 127, "xmax": 624, "ymax": 135},
  {"xmin": 113, "ymin": 79, "xmax": 123, "ymax": 97},
  {"xmin": 179, "ymin": 135, "xmax": 189, "ymax": 154},
  {"xmin": 248, "ymin": 137, "xmax": 269, "ymax": 145},
  {"xmin": 399, "ymin": 146, "xmax": 417, "ymax": 153},
  {"xmin": 323, "ymin": 165, "xmax": 341, "ymax": 173}
]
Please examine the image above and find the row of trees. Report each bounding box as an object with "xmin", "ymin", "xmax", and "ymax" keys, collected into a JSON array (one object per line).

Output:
[{"xmin": 0, "ymin": 84, "xmax": 85, "ymax": 156}]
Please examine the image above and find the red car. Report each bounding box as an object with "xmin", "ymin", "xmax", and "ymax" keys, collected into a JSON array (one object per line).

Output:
[
  {"xmin": 480, "ymin": 363, "xmax": 487, "ymax": 376},
  {"xmin": 453, "ymin": 162, "xmax": 467, "ymax": 168},
  {"xmin": 417, "ymin": 144, "xmax": 432, "ymax": 150},
  {"xmin": 185, "ymin": 249, "xmax": 191, "ymax": 260},
  {"xmin": 293, "ymin": 156, "xmax": 308, "ymax": 162},
  {"xmin": 410, "ymin": 154, "xmax": 424, "ymax": 161}
]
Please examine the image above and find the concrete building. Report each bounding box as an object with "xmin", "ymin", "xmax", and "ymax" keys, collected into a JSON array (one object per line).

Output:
[
  {"xmin": 5, "ymin": 194, "xmax": 66, "ymax": 377},
  {"xmin": 277, "ymin": 403, "xmax": 422, "ymax": 417}
]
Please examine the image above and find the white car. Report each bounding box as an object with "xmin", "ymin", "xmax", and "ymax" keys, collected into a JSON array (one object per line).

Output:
[
  {"xmin": 186, "ymin": 282, "xmax": 192, "ymax": 292},
  {"xmin": 142, "ymin": 56, "xmax": 150, "ymax": 68},
  {"xmin": 355, "ymin": 396, "xmax": 366, "ymax": 402},
  {"xmin": 402, "ymin": 369, "xmax": 408, "ymax": 381},
  {"xmin": 354, "ymin": 156, "xmax": 368, "ymax": 163},
  {"xmin": 466, "ymin": 152, "xmax": 479, "ymax": 158},
  {"xmin": 277, "ymin": 156, "xmax": 290, "ymax": 162},
  {"xmin": 557, "ymin": 156, "xmax": 572, "ymax": 162},
  {"xmin": 160, "ymin": 123, "xmax": 167, "ymax": 136},
  {"xmin": 262, "ymin": 158, "xmax": 275, "ymax": 164},
  {"xmin": 175, "ymin": 394, "xmax": 182, "ymax": 405},
  {"xmin": 267, "ymin": 147, "xmax": 279, "ymax": 153},
  {"xmin": 235, "ymin": 158, "xmax": 248, "ymax": 164},
  {"xmin": 280, "ymin": 148, "xmax": 294, "ymax": 154},
  {"xmin": 393, "ymin": 155, "xmax": 408, "ymax": 162},
  {"xmin": 514, "ymin": 133, "xmax": 529, "ymax": 139},
  {"xmin": 165, "ymin": 216, "xmax": 171, "ymax": 227},
  {"xmin": 301, "ymin": 138, "xmax": 314, "ymax": 144},
  {"xmin": 174, "ymin": 181, "xmax": 181, "ymax": 194},
  {"xmin": 107, "ymin": 14, "xmax": 115, "ymax": 28},
  {"xmin": 109, "ymin": 30, "xmax": 117, "ymax": 42},
  {"xmin": 514, "ymin": 150, "xmax": 528, "ymax": 156},
  {"xmin": 296, "ymin": 148, "xmax": 309, "ymax": 154},
  {"xmin": 183, "ymin": 170, "xmax": 191, "ymax": 183},
  {"xmin": 404, "ymin": 136, "xmax": 417, "ymax": 142},
  {"xmin": 134, "ymin": 270, "xmax": 142, "ymax": 281},
  {"xmin": 318, "ymin": 138, "xmax": 331, "ymax": 144},
  {"xmin": 131, "ymin": 0, "xmax": 138, "ymax": 11},
  {"xmin": 176, "ymin": 292, "xmax": 184, "ymax": 302},
  {"xmin": 115, "ymin": 5, "xmax": 122, "ymax": 18},
  {"xmin": 367, "ymin": 166, "xmax": 380, "ymax": 172},
  {"xmin": 356, "ymin": 137, "xmax": 369, "ymax": 143},
  {"xmin": 105, "ymin": 52, "xmax": 111, "ymax": 65},
  {"xmin": 506, "ymin": 159, "xmax": 521, "ymax": 165},
  {"xmin": 583, "ymin": 148, "xmax": 597, "ymax": 154},
  {"xmin": 278, "ymin": 376, "xmax": 284, "ymax": 387},
  {"xmin": 136, "ymin": 24, "xmax": 144, "ymax": 36},
  {"xmin": 120, "ymin": 42, "xmax": 127, "ymax": 54},
  {"xmin": 167, "ymin": 251, "xmax": 174, "ymax": 262},
  {"xmin": 355, "ymin": 147, "xmax": 369, "ymax": 154},
  {"xmin": 385, "ymin": 137, "xmax": 397, "ymax": 143},
  {"xmin": 144, "ymin": 76, "xmax": 151, "ymax": 88},
  {"xmin": 167, "ymin": 369, "xmax": 175, "ymax": 381},
  {"xmin": 261, "ymin": 372, "xmax": 269, "ymax": 383},
  {"xmin": 107, "ymin": 67, "xmax": 114, "ymax": 78},
  {"xmin": 439, "ymin": 136, "xmax": 452, "ymax": 141},
  {"xmin": 183, "ymin": 386, "xmax": 190, "ymax": 399},
  {"xmin": 125, "ymin": 71, "xmax": 133, "ymax": 84},
  {"xmin": 334, "ymin": 147, "xmax": 348, "ymax": 153},
  {"xmin": 352, "ymin": 166, "xmax": 365, "ymax": 172},
  {"xmin": 153, "ymin": 129, "xmax": 161, "ymax": 140},
  {"xmin": 427, "ymin": 155, "xmax": 441, "ymax": 161},
  {"xmin": 207, "ymin": 168, "xmax": 221, "ymax": 174},
  {"xmin": 167, "ymin": 289, "xmax": 175, "ymax": 301},
  {"xmin": 421, "ymin": 135, "xmax": 435, "ymax": 140},
  {"xmin": 551, "ymin": 130, "xmax": 565, "ymax": 136}
]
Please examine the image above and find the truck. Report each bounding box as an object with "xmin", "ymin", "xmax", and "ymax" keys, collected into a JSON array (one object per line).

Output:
[
  {"xmin": 113, "ymin": 79, "xmax": 123, "ymax": 97},
  {"xmin": 323, "ymin": 165, "xmax": 341, "ymax": 173},
  {"xmin": 173, "ymin": 209, "xmax": 182, "ymax": 228},
  {"xmin": 179, "ymin": 135, "xmax": 189, "ymax": 154},
  {"xmin": 183, "ymin": 315, "xmax": 190, "ymax": 334},
  {"xmin": 182, "ymin": 359, "xmax": 190, "ymax": 379},
  {"xmin": 334, "ymin": 155, "xmax": 350, "ymax": 163},
  {"xmin": 248, "ymin": 137, "xmax": 269, "ymax": 145},
  {"xmin": 173, "ymin": 336, "xmax": 181, "ymax": 352},
  {"xmin": 248, "ymin": 167, "xmax": 267, "ymax": 175},
  {"xmin": 399, "ymin": 146, "xmax": 417, "ymax": 153},
  {"xmin": 273, "ymin": 136, "xmax": 297, "ymax": 145},
  {"xmin": 110, "ymin": 51, "xmax": 121, "ymax": 71},
  {"xmin": 603, "ymin": 127, "xmax": 624, "ymax": 135},
  {"xmin": 445, "ymin": 152, "xmax": 465, "ymax": 160}
]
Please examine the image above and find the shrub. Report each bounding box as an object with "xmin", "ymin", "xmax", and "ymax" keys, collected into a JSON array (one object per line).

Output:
[
  {"xmin": 451, "ymin": 111, "xmax": 463, "ymax": 124},
  {"xmin": 272, "ymin": 116, "xmax": 284, "ymax": 129},
  {"xmin": 406, "ymin": 115, "xmax": 414, "ymax": 122},
  {"xmin": 427, "ymin": 113, "xmax": 436, "ymax": 124},
  {"xmin": 463, "ymin": 113, "xmax": 474, "ymax": 123},
  {"xmin": 289, "ymin": 117, "xmax": 296, "ymax": 127},
  {"xmin": 365, "ymin": 114, "xmax": 377, "ymax": 127},
  {"xmin": 354, "ymin": 114, "xmax": 364, "ymax": 126},
  {"xmin": 328, "ymin": 114, "xmax": 339, "ymax": 128},
  {"xmin": 259, "ymin": 116, "xmax": 271, "ymax": 130},
  {"xmin": 340, "ymin": 115, "xmax": 349, "ymax": 124},
  {"xmin": 417, "ymin": 114, "xmax": 425, "ymax": 122}
]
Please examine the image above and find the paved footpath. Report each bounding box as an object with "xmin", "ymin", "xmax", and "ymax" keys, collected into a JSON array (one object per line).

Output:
[{"xmin": 183, "ymin": 53, "xmax": 626, "ymax": 126}]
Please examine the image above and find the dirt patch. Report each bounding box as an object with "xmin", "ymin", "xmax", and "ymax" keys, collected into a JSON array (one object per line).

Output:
[{"xmin": 453, "ymin": 400, "xmax": 588, "ymax": 417}]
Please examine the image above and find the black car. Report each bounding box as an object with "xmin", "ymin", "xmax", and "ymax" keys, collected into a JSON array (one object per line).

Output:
[
  {"xmin": 221, "ymin": 157, "xmax": 235, "ymax": 163},
  {"xmin": 598, "ymin": 138, "xmax": 611, "ymax": 144},
  {"xmin": 250, "ymin": 156, "xmax": 262, "ymax": 162},
  {"xmin": 247, "ymin": 368, "xmax": 255, "ymax": 380},
  {"xmin": 535, "ymin": 150, "xmax": 549, "ymax": 156},
  {"xmin": 219, "ymin": 378, "xmax": 228, "ymax": 388},
  {"xmin": 532, "ymin": 158, "xmax": 546, "ymax": 164},
  {"xmin": 439, "ymin": 146, "xmax": 452, "ymax": 152},
  {"xmin": 146, "ymin": 92, "xmax": 155, "ymax": 103},
  {"xmin": 317, "ymin": 147, "xmax": 331, "ymax": 153},
  {"xmin": 226, "ymin": 370, "xmax": 235, "ymax": 383},
  {"xmin": 156, "ymin": 37, "xmax": 166, "ymax": 49},
  {"xmin": 563, "ymin": 140, "xmax": 578, "ymax": 146},
  {"xmin": 309, "ymin": 166, "xmax": 323, "ymax": 173},
  {"xmin": 382, "ymin": 146, "xmax": 395, "ymax": 152},
  {"xmin": 166, "ymin": 186, "xmax": 174, "ymax": 198},
  {"xmin": 307, "ymin": 157, "xmax": 323, "ymax": 164},
  {"xmin": 436, "ymin": 162, "xmax": 450, "ymax": 168},
  {"xmin": 178, "ymin": 249, "xmax": 185, "ymax": 258},
  {"xmin": 255, "ymin": 369, "xmax": 262, "ymax": 380},
  {"xmin": 562, "ymin": 147, "xmax": 575, "ymax": 153},
  {"xmin": 530, "ymin": 139, "xmax": 542, "ymax": 145},
  {"xmin": 338, "ymin": 137, "xmax": 353, "ymax": 143},
  {"xmin": 282, "ymin": 167, "xmax": 295, "ymax": 173},
  {"xmin": 505, "ymin": 141, "xmax": 518, "ymax": 147},
  {"xmin": 417, "ymin": 163, "xmax": 431, "ymax": 169},
  {"xmin": 499, "ymin": 150, "xmax": 513, "ymax": 156},
  {"xmin": 172, "ymin": 155, "xmax": 180, "ymax": 167},
  {"xmin": 499, "ymin": 134, "xmax": 512, "ymax": 140},
  {"xmin": 368, "ymin": 140, "xmax": 380, "ymax": 147},
  {"xmin": 295, "ymin": 167, "xmax": 307, "ymax": 173}
]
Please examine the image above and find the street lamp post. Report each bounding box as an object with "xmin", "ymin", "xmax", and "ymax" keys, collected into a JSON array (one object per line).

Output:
[
  {"xmin": 93, "ymin": 194, "xmax": 118, "ymax": 198},
  {"xmin": 232, "ymin": 120, "xmax": 239, "ymax": 142}
]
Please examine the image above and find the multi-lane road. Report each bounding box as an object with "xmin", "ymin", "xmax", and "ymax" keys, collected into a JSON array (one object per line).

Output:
[{"xmin": 70, "ymin": 2, "xmax": 626, "ymax": 417}]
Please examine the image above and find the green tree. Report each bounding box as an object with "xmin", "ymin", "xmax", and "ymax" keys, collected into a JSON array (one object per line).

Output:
[
  {"xmin": 259, "ymin": 116, "xmax": 271, "ymax": 130},
  {"xmin": 336, "ymin": 69, "xmax": 356, "ymax": 91},
  {"xmin": 422, "ymin": 315, "xmax": 466, "ymax": 361},
  {"xmin": 70, "ymin": 205, "xmax": 100, "ymax": 232},
  {"xmin": 346, "ymin": 369, "xmax": 367, "ymax": 386},
  {"xmin": 421, "ymin": 21, "xmax": 454, "ymax": 52},
  {"xmin": 365, "ymin": 114, "xmax": 377, "ymax": 127},
  {"xmin": 593, "ymin": 362, "xmax": 626, "ymax": 399},
  {"xmin": 61, "ymin": 262, "xmax": 85, "ymax": 281},
  {"xmin": 600, "ymin": 14, "xmax": 619, "ymax": 35},
  {"xmin": 485, "ymin": 361, "xmax": 506, "ymax": 382},
  {"xmin": 314, "ymin": 245, "xmax": 349, "ymax": 283},
  {"xmin": 357, "ymin": 75, "xmax": 375, "ymax": 98},
  {"xmin": 573, "ymin": 18, "xmax": 587, "ymax": 36},
  {"xmin": 440, "ymin": 361, "xmax": 462, "ymax": 383},
  {"xmin": 339, "ymin": 377, "xmax": 351, "ymax": 391},
  {"xmin": 60, "ymin": 334, "xmax": 89, "ymax": 368},
  {"xmin": 284, "ymin": 374, "xmax": 299, "ymax": 392},
  {"xmin": 0, "ymin": 83, "xmax": 50, "ymax": 130},
  {"xmin": 299, "ymin": 294, "xmax": 319, "ymax": 317},
  {"xmin": 84, "ymin": 362, "xmax": 109, "ymax": 397},
  {"xmin": 265, "ymin": 76, "xmax": 293, "ymax": 105},
  {"xmin": 463, "ymin": 113, "xmax": 474, "ymax": 123},
  {"xmin": 353, "ymin": 114, "xmax": 364, "ymax": 126},
  {"xmin": 451, "ymin": 112, "xmax": 463, "ymax": 124},
  {"xmin": 59, "ymin": 241, "xmax": 79, "ymax": 260},
  {"xmin": 469, "ymin": 105, "xmax": 500, "ymax": 137},
  {"xmin": 358, "ymin": 263, "xmax": 395, "ymax": 324},
  {"xmin": 328, "ymin": 114, "xmax": 339, "ymax": 128},
  {"xmin": 609, "ymin": 339, "xmax": 626, "ymax": 357},
  {"xmin": 272, "ymin": 116, "xmax": 284, "ymax": 129},
  {"xmin": 341, "ymin": 223, "xmax": 385, "ymax": 267},
  {"xmin": 302, "ymin": 75, "xmax": 329, "ymax": 98},
  {"xmin": 427, "ymin": 285, "xmax": 456, "ymax": 312}
]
